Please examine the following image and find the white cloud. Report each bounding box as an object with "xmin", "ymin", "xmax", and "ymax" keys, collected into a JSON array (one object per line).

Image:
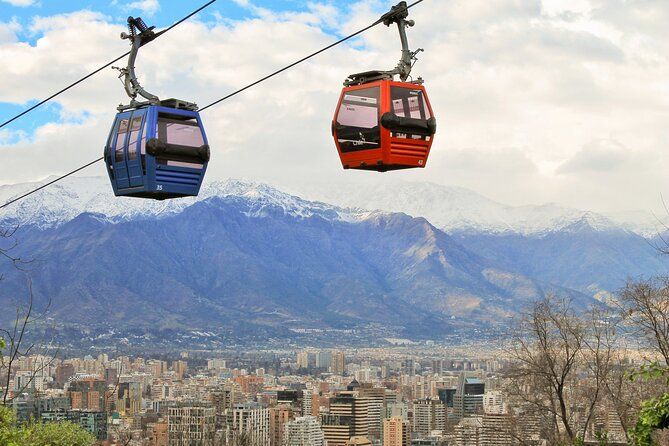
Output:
[
  {"xmin": 125, "ymin": 0, "xmax": 160, "ymax": 17},
  {"xmin": 0, "ymin": 0, "xmax": 668, "ymax": 215},
  {"xmin": 1, "ymin": 0, "xmax": 35, "ymax": 7}
]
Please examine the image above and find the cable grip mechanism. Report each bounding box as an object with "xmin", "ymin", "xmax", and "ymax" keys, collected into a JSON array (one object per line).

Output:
[{"xmin": 113, "ymin": 16, "xmax": 161, "ymax": 110}]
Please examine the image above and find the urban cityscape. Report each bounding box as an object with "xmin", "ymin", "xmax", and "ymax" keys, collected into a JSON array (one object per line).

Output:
[
  {"xmin": 0, "ymin": 341, "xmax": 656, "ymax": 445},
  {"xmin": 1, "ymin": 0, "xmax": 669, "ymax": 444}
]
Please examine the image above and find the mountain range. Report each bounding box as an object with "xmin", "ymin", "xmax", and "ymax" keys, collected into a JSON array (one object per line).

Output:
[{"xmin": 0, "ymin": 176, "xmax": 666, "ymax": 343}]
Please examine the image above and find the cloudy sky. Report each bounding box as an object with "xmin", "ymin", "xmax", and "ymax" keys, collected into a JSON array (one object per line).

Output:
[{"xmin": 0, "ymin": 0, "xmax": 667, "ymax": 213}]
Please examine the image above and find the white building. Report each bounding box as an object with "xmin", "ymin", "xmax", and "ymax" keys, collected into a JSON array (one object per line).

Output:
[
  {"xmin": 483, "ymin": 391, "xmax": 506, "ymax": 415},
  {"xmin": 232, "ymin": 402, "xmax": 271, "ymax": 446},
  {"xmin": 283, "ymin": 415, "xmax": 325, "ymax": 446}
]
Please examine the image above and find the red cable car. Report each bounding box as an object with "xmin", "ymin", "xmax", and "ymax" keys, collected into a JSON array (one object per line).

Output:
[{"xmin": 332, "ymin": 2, "xmax": 436, "ymax": 172}]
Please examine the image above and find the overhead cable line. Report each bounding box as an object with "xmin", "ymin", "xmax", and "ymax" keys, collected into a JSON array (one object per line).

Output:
[
  {"xmin": 201, "ymin": 0, "xmax": 424, "ymax": 111},
  {"xmin": 0, "ymin": 0, "xmax": 424, "ymax": 210},
  {"xmin": 0, "ymin": 0, "xmax": 218, "ymax": 130},
  {"xmin": 0, "ymin": 157, "xmax": 104, "ymax": 210}
]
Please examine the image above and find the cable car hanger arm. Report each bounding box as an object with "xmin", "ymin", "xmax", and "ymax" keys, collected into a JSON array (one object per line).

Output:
[
  {"xmin": 381, "ymin": 1, "xmax": 423, "ymax": 82},
  {"xmin": 113, "ymin": 17, "xmax": 161, "ymax": 109},
  {"xmin": 345, "ymin": 1, "xmax": 424, "ymax": 86}
]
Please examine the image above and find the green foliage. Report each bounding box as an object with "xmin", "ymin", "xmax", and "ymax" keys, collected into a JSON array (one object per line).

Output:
[
  {"xmin": 19, "ymin": 421, "xmax": 96, "ymax": 446},
  {"xmin": 0, "ymin": 406, "xmax": 95, "ymax": 446},
  {"xmin": 630, "ymin": 363, "xmax": 669, "ymax": 446},
  {"xmin": 630, "ymin": 393, "xmax": 669, "ymax": 445},
  {"xmin": 629, "ymin": 362, "xmax": 669, "ymax": 385}
]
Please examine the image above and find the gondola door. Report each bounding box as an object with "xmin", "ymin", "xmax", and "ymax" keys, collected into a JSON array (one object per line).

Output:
[
  {"xmin": 126, "ymin": 109, "xmax": 146, "ymax": 188},
  {"xmin": 111, "ymin": 111, "xmax": 132, "ymax": 190}
]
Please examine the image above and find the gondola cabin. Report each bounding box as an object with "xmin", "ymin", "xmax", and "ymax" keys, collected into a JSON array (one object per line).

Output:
[
  {"xmin": 332, "ymin": 78, "xmax": 436, "ymax": 172},
  {"xmin": 104, "ymin": 103, "xmax": 210, "ymax": 199}
]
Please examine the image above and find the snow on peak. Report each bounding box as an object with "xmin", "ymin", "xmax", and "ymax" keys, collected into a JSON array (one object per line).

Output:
[
  {"xmin": 0, "ymin": 177, "xmax": 364, "ymax": 228},
  {"xmin": 0, "ymin": 176, "xmax": 661, "ymax": 237},
  {"xmin": 279, "ymin": 179, "xmax": 653, "ymax": 237}
]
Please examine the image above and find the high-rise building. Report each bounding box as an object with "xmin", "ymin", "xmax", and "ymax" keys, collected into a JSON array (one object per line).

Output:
[
  {"xmin": 147, "ymin": 420, "xmax": 168, "ymax": 446},
  {"xmin": 168, "ymin": 403, "xmax": 215, "ymax": 445},
  {"xmin": 104, "ymin": 367, "xmax": 118, "ymax": 386},
  {"xmin": 483, "ymin": 391, "xmax": 505, "ymax": 415},
  {"xmin": 172, "ymin": 361, "xmax": 188, "ymax": 380},
  {"xmin": 270, "ymin": 404, "xmax": 294, "ymax": 446},
  {"xmin": 41, "ymin": 410, "xmax": 107, "ymax": 440},
  {"xmin": 68, "ymin": 377, "xmax": 107, "ymax": 411},
  {"xmin": 55, "ymin": 363, "xmax": 75, "ymax": 388},
  {"xmin": 437, "ymin": 388, "xmax": 456, "ymax": 408},
  {"xmin": 431, "ymin": 360, "xmax": 443, "ymax": 375},
  {"xmin": 232, "ymin": 402, "xmax": 271, "ymax": 446},
  {"xmin": 481, "ymin": 413, "xmax": 513, "ymax": 446},
  {"xmin": 331, "ymin": 351, "xmax": 346, "ymax": 375},
  {"xmin": 283, "ymin": 415, "xmax": 325, "ymax": 446},
  {"xmin": 412, "ymin": 399, "xmax": 446, "ymax": 437},
  {"xmin": 321, "ymin": 414, "xmax": 354, "ymax": 446},
  {"xmin": 233, "ymin": 375, "xmax": 265, "ymax": 396},
  {"xmin": 330, "ymin": 391, "xmax": 369, "ymax": 438},
  {"xmin": 209, "ymin": 386, "xmax": 235, "ymax": 429},
  {"xmin": 358, "ymin": 385, "xmax": 386, "ymax": 441},
  {"xmin": 297, "ymin": 351, "xmax": 310, "ymax": 370},
  {"xmin": 453, "ymin": 377, "xmax": 484, "ymax": 420},
  {"xmin": 383, "ymin": 417, "xmax": 410, "ymax": 446},
  {"xmin": 316, "ymin": 351, "xmax": 332, "ymax": 369},
  {"xmin": 401, "ymin": 359, "xmax": 415, "ymax": 376},
  {"xmin": 207, "ymin": 359, "xmax": 227, "ymax": 370},
  {"xmin": 385, "ymin": 402, "xmax": 408, "ymax": 420},
  {"xmin": 453, "ymin": 417, "xmax": 482, "ymax": 446},
  {"xmin": 302, "ymin": 391, "xmax": 313, "ymax": 417},
  {"xmin": 117, "ymin": 381, "xmax": 142, "ymax": 416}
]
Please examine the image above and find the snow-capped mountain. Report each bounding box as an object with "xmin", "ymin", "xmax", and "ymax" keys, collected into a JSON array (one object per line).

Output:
[
  {"xmin": 281, "ymin": 179, "xmax": 667, "ymax": 237},
  {"xmin": 0, "ymin": 175, "xmax": 666, "ymax": 343},
  {"xmin": 0, "ymin": 176, "xmax": 367, "ymax": 228},
  {"xmin": 2, "ymin": 176, "xmax": 664, "ymax": 237}
]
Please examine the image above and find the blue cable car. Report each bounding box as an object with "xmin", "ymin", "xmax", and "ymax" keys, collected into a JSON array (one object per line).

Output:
[
  {"xmin": 104, "ymin": 102, "xmax": 210, "ymax": 199},
  {"xmin": 104, "ymin": 16, "xmax": 210, "ymax": 200}
]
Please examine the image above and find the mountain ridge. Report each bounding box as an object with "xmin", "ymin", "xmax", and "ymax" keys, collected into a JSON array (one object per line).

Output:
[{"xmin": 0, "ymin": 176, "xmax": 666, "ymax": 343}]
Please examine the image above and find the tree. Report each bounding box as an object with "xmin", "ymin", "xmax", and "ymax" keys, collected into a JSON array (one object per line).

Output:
[
  {"xmin": 619, "ymin": 278, "xmax": 669, "ymax": 365},
  {"xmin": 0, "ymin": 281, "xmax": 56, "ymax": 405},
  {"xmin": 0, "ymin": 405, "xmax": 95, "ymax": 446},
  {"xmin": 619, "ymin": 278, "xmax": 669, "ymax": 445},
  {"xmin": 505, "ymin": 295, "xmax": 617, "ymax": 445},
  {"xmin": 0, "ymin": 226, "xmax": 57, "ymax": 405}
]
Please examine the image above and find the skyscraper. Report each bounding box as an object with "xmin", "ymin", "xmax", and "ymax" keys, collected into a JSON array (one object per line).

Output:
[
  {"xmin": 412, "ymin": 398, "xmax": 446, "ymax": 437},
  {"xmin": 232, "ymin": 402, "xmax": 271, "ymax": 446},
  {"xmin": 168, "ymin": 403, "xmax": 215, "ymax": 446},
  {"xmin": 453, "ymin": 377, "xmax": 484, "ymax": 420},
  {"xmin": 117, "ymin": 381, "xmax": 142, "ymax": 416},
  {"xmin": 297, "ymin": 351, "xmax": 310, "ymax": 370},
  {"xmin": 358, "ymin": 385, "xmax": 386, "ymax": 441},
  {"xmin": 316, "ymin": 351, "xmax": 332, "ymax": 369},
  {"xmin": 330, "ymin": 351, "xmax": 346, "ymax": 375},
  {"xmin": 383, "ymin": 417, "xmax": 410, "ymax": 446},
  {"xmin": 329, "ymin": 391, "xmax": 369, "ymax": 438},
  {"xmin": 68, "ymin": 377, "xmax": 107, "ymax": 411},
  {"xmin": 321, "ymin": 414, "xmax": 354, "ymax": 446}
]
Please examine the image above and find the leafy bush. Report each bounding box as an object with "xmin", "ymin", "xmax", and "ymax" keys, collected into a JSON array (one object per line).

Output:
[
  {"xmin": 629, "ymin": 363, "xmax": 669, "ymax": 445},
  {"xmin": 0, "ymin": 405, "xmax": 95, "ymax": 446}
]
